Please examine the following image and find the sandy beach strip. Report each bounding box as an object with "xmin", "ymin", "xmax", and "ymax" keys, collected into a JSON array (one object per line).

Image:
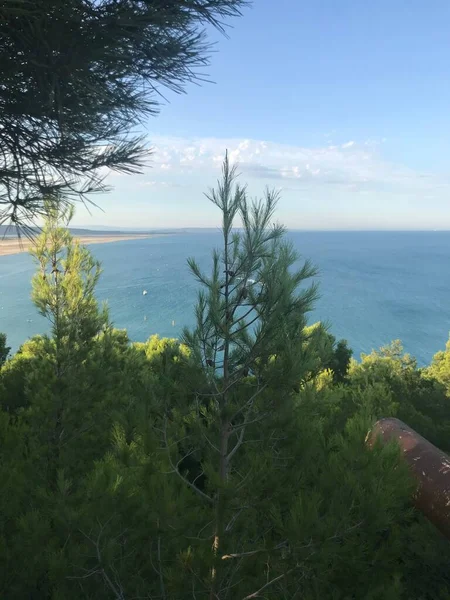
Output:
[{"xmin": 0, "ymin": 234, "xmax": 154, "ymax": 257}]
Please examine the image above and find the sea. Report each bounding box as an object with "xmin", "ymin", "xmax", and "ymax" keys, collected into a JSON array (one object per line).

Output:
[{"xmin": 1, "ymin": 231, "xmax": 450, "ymax": 366}]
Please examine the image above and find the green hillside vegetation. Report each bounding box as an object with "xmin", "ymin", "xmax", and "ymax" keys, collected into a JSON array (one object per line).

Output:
[{"xmin": 1, "ymin": 158, "xmax": 450, "ymax": 599}]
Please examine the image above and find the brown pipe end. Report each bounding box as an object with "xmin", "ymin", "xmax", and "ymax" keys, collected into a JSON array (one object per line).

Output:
[{"xmin": 367, "ymin": 418, "xmax": 450, "ymax": 539}]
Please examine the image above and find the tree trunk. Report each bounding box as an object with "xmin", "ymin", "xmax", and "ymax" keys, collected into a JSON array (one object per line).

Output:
[{"xmin": 210, "ymin": 420, "xmax": 230, "ymax": 600}]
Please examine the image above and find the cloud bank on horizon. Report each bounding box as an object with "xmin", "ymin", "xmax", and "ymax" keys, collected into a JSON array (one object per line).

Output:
[
  {"xmin": 148, "ymin": 135, "xmax": 442, "ymax": 191},
  {"xmin": 83, "ymin": 134, "xmax": 450, "ymax": 230}
]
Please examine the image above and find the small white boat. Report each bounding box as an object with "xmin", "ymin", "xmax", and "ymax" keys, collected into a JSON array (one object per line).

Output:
[{"xmin": 142, "ymin": 290, "xmax": 148, "ymax": 296}]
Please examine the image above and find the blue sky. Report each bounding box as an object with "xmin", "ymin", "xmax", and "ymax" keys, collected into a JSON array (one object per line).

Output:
[{"xmin": 76, "ymin": 0, "xmax": 450, "ymax": 230}]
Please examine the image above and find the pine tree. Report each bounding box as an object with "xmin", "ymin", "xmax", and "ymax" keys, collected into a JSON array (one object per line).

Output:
[
  {"xmin": 30, "ymin": 200, "xmax": 108, "ymax": 365},
  {"xmin": 177, "ymin": 153, "xmax": 319, "ymax": 596},
  {"xmin": 29, "ymin": 199, "xmax": 109, "ymax": 483}
]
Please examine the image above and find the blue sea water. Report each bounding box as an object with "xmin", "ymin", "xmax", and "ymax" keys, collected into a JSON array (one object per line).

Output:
[{"xmin": 1, "ymin": 231, "xmax": 450, "ymax": 366}]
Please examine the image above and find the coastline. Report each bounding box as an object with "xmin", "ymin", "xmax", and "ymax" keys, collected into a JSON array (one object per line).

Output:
[{"xmin": 0, "ymin": 234, "xmax": 158, "ymax": 257}]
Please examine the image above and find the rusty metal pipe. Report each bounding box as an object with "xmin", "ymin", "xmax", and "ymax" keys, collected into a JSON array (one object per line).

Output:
[{"xmin": 366, "ymin": 417, "xmax": 450, "ymax": 539}]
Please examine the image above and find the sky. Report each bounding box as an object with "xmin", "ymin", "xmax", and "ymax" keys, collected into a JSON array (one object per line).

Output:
[{"xmin": 76, "ymin": 0, "xmax": 450, "ymax": 230}]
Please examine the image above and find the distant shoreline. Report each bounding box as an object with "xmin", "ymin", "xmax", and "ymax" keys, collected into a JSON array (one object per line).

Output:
[{"xmin": 0, "ymin": 233, "xmax": 163, "ymax": 257}]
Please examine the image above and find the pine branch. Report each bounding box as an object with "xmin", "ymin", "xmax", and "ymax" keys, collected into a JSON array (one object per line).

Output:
[
  {"xmin": 0, "ymin": 0, "xmax": 247, "ymax": 224},
  {"xmin": 226, "ymin": 426, "xmax": 245, "ymax": 463},
  {"xmin": 222, "ymin": 541, "xmax": 288, "ymax": 561}
]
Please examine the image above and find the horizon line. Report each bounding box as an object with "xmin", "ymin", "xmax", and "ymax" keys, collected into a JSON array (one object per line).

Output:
[{"xmin": 71, "ymin": 225, "xmax": 450, "ymax": 233}]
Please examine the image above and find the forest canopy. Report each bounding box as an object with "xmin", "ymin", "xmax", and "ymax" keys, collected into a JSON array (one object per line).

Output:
[{"xmin": 0, "ymin": 158, "xmax": 450, "ymax": 599}]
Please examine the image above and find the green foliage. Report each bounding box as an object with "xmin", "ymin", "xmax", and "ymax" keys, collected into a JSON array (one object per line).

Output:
[
  {"xmin": 183, "ymin": 153, "xmax": 319, "ymax": 387},
  {"xmin": 30, "ymin": 201, "xmax": 108, "ymax": 356},
  {"xmin": 425, "ymin": 335, "xmax": 450, "ymax": 393},
  {"xmin": 347, "ymin": 340, "xmax": 450, "ymax": 451},
  {"xmin": 0, "ymin": 333, "xmax": 9, "ymax": 365},
  {"xmin": 302, "ymin": 323, "xmax": 353, "ymax": 385},
  {"xmin": 330, "ymin": 338, "xmax": 353, "ymax": 383},
  {"xmin": 0, "ymin": 183, "xmax": 450, "ymax": 598}
]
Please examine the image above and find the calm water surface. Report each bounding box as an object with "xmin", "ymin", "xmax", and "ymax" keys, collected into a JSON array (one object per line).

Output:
[{"xmin": 0, "ymin": 231, "xmax": 449, "ymax": 365}]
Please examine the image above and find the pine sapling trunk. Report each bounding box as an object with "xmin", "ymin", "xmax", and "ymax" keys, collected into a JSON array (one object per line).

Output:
[
  {"xmin": 50, "ymin": 241, "xmax": 65, "ymax": 487},
  {"xmin": 210, "ymin": 224, "xmax": 232, "ymax": 600}
]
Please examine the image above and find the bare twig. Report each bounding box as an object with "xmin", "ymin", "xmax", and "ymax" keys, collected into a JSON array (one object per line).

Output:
[
  {"xmin": 226, "ymin": 426, "xmax": 245, "ymax": 463},
  {"xmin": 157, "ymin": 536, "xmax": 166, "ymax": 600},
  {"xmin": 225, "ymin": 506, "xmax": 248, "ymax": 532},
  {"xmin": 242, "ymin": 566, "xmax": 303, "ymax": 599},
  {"xmin": 222, "ymin": 540, "xmax": 288, "ymax": 561}
]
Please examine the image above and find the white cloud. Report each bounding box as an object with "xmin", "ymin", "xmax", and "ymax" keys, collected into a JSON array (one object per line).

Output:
[
  {"xmin": 143, "ymin": 133, "xmax": 450, "ymax": 196},
  {"xmin": 138, "ymin": 180, "xmax": 179, "ymax": 188}
]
